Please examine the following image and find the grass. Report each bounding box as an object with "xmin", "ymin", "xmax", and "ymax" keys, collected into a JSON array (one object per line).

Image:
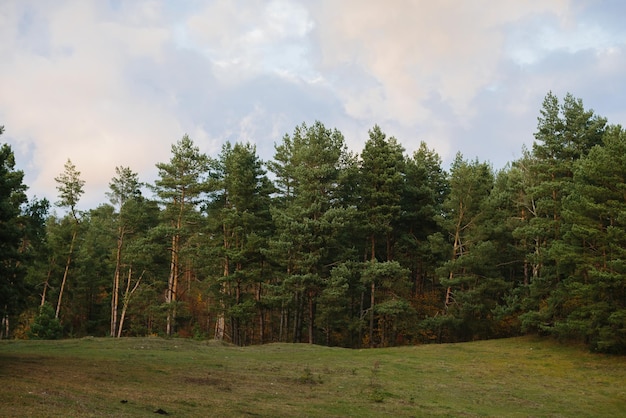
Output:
[{"xmin": 1, "ymin": 336, "xmax": 625, "ymax": 417}]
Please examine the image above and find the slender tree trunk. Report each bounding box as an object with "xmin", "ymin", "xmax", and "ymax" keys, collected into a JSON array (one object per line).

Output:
[
  {"xmin": 369, "ymin": 235, "xmax": 376, "ymax": 348},
  {"xmin": 56, "ymin": 228, "xmax": 77, "ymax": 319},
  {"xmin": 1, "ymin": 311, "xmax": 8, "ymax": 339},
  {"xmin": 257, "ymin": 282, "xmax": 264, "ymax": 344},
  {"xmin": 369, "ymin": 282, "xmax": 375, "ymax": 347},
  {"xmin": 117, "ymin": 267, "xmax": 143, "ymax": 338},
  {"xmin": 308, "ymin": 291, "xmax": 315, "ymax": 344},
  {"xmin": 111, "ymin": 226, "xmax": 125, "ymax": 337},
  {"xmin": 445, "ymin": 208, "xmax": 464, "ymax": 310},
  {"xmin": 166, "ymin": 232, "xmax": 179, "ymax": 336},
  {"xmin": 41, "ymin": 257, "xmax": 55, "ymax": 307}
]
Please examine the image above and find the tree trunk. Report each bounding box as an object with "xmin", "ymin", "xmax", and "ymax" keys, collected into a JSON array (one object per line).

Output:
[
  {"xmin": 56, "ymin": 228, "xmax": 77, "ymax": 319},
  {"xmin": 369, "ymin": 281, "xmax": 375, "ymax": 347},
  {"xmin": 308, "ymin": 291, "xmax": 315, "ymax": 344},
  {"xmin": 111, "ymin": 226, "xmax": 125, "ymax": 337},
  {"xmin": 117, "ymin": 267, "xmax": 143, "ymax": 338},
  {"xmin": 166, "ymin": 232, "xmax": 179, "ymax": 336},
  {"xmin": 41, "ymin": 257, "xmax": 55, "ymax": 307},
  {"xmin": 369, "ymin": 235, "xmax": 376, "ymax": 348}
]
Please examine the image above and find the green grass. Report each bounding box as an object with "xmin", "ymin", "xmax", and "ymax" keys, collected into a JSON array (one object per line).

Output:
[{"xmin": 1, "ymin": 336, "xmax": 625, "ymax": 417}]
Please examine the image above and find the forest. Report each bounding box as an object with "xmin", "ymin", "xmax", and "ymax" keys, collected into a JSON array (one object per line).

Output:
[{"xmin": 1, "ymin": 91, "xmax": 625, "ymax": 354}]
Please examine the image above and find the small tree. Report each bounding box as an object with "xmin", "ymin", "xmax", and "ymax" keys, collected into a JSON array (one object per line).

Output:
[{"xmin": 28, "ymin": 303, "xmax": 63, "ymax": 340}]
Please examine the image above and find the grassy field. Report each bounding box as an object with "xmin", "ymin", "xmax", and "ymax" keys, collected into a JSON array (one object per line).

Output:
[{"xmin": 1, "ymin": 336, "xmax": 625, "ymax": 417}]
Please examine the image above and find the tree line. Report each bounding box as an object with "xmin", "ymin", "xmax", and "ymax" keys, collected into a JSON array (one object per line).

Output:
[{"xmin": 1, "ymin": 91, "xmax": 625, "ymax": 353}]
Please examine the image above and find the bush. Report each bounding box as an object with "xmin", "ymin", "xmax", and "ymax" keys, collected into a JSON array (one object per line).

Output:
[{"xmin": 28, "ymin": 303, "xmax": 63, "ymax": 340}]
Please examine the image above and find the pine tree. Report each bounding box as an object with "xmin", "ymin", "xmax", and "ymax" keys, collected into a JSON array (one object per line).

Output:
[
  {"xmin": 0, "ymin": 134, "xmax": 30, "ymax": 335},
  {"xmin": 205, "ymin": 142, "xmax": 274, "ymax": 345},
  {"xmin": 436, "ymin": 153, "xmax": 495, "ymax": 340},
  {"xmin": 358, "ymin": 125, "xmax": 408, "ymax": 346},
  {"xmin": 266, "ymin": 121, "xmax": 349, "ymax": 343},
  {"xmin": 554, "ymin": 125, "xmax": 626, "ymax": 352},
  {"xmin": 54, "ymin": 159, "xmax": 85, "ymax": 319},
  {"xmin": 106, "ymin": 166, "xmax": 144, "ymax": 337},
  {"xmin": 153, "ymin": 135, "xmax": 210, "ymax": 336},
  {"xmin": 518, "ymin": 92, "xmax": 606, "ymax": 334}
]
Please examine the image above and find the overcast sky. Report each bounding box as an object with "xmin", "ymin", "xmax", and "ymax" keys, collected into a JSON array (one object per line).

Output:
[{"xmin": 2, "ymin": 0, "xmax": 625, "ymax": 210}]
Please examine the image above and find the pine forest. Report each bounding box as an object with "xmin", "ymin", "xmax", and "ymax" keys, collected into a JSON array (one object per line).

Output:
[{"xmin": 1, "ymin": 91, "xmax": 625, "ymax": 354}]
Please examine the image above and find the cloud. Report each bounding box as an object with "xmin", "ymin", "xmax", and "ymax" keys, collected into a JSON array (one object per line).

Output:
[
  {"xmin": 1, "ymin": 0, "xmax": 625, "ymax": 211},
  {"xmin": 0, "ymin": 0, "xmax": 188, "ymax": 209},
  {"xmin": 181, "ymin": 0, "xmax": 316, "ymax": 83}
]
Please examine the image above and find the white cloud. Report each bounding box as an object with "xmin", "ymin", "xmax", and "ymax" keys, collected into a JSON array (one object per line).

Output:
[
  {"xmin": 181, "ymin": 0, "xmax": 316, "ymax": 83},
  {"xmin": 2, "ymin": 0, "xmax": 626, "ymax": 209},
  {"xmin": 0, "ymin": 0, "xmax": 184, "ymax": 208}
]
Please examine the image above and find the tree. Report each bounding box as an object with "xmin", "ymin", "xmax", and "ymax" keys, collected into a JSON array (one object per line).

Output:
[
  {"xmin": 106, "ymin": 166, "xmax": 142, "ymax": 337},
  {"xmin": 0, "ymin": 131, "xmax": 30, "ymax": 335},
  {"xmin": 358, "ymin": 126, "xmax": 407, "ymax": 346},
  {"xmin": 204, "ymin": 142, "xmax": 274, "ymax": 345},
  {"xmin": 436, "ymin": 153, "xmax": 496, "ymax": 340},
  {"xmin": 266, "ymin": 121, "xmax": 349, "ymax": 343},
  {"xmin": 518, "ymin": 92, "xmax": 606, "ymax": 333},
  {"xmin": 400, "ymin": 142, "xmax": 448, "ymax": 295},
  {"xmin": 71, "ymin": 204, "xmax": 116, "ymax": 335},
  {"xmin": 549, "ymin": 125, "xmax": 626, "ymax": 352},
  {"xmin": 54, "ymin": 159, "xmax": 85, "ymax": 319},
  {"xmin": 153, "ymin": 135, "xmax": 210, "ymax": 336},
  {"xmin": 27, "ymin": 303, "xmax": 62, "ymax": 340},
  {"xmin": 115, "ymin": 199, "xmax": 162, "ymax": 338}
]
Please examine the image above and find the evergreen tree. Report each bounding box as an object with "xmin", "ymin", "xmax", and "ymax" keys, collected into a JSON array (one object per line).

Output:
[
  {"xmin": 53, "ymin": 159, "xmax": 85, "ymax": 320},
  {"xmin": 551, "ymin": 125, "xmax": 626, "ymax": 352},
  {"xmin": 107, "ymin": 166, "xmax": 143, "ymax": 337},
  {"xmin": 153, "ymin": 135, "xmax": 211, "ymax": 336},
  {"xmin": 436, "ymin": 153, "xmax": 496, "ymax": 340},
  {"xmin": 266, "ymin": 121, "xmax": 349, "ymax": 343},
  {"xmin": 204, "ymin": 142, "xmax": 274, "ymax": 345},
  {"xmin": 398, "ymin": 142, "xmax": 449, "ymax": 322},
  {"xmin": 518, "ymin": 92, "xmax": 606, "ymax": 333},
  {"xmin": 358, "ymin": 125, "xmax": 408, "ymax": 346},
  {"xmin": 0, "ymin": 133, "xmax": 30, "ymax": 335}
]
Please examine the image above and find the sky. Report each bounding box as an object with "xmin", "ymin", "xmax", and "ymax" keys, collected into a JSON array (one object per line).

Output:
[{"xmin": 1, "ymin": 0, "xmax": 626, "ymax": 210}]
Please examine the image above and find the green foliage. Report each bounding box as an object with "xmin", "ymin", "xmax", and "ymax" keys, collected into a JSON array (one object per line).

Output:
[
  {"xmin": 28, "ymin": 303, "xmax": 63, "ymax": 339},
  {"xmin": 54, "ymin": 159, "xmax": 84, "ymax": 219},
  {"xmin": 6, "ymin": 94, "xmax": 626, "ymax": 352},
  {"xmin": 0, "ymin": 140, "xmax": 30, "ymax": 319}
]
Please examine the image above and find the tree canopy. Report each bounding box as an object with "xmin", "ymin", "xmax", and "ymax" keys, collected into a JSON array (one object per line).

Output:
[{"xmin": 2, "ymin": 92, "xmax": 626, "ymax": 353}]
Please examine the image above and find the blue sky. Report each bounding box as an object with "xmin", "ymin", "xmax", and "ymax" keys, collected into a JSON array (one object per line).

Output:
[{"xmin": 1, "ymin": 0, "xmax": 625, "ymax": 209}]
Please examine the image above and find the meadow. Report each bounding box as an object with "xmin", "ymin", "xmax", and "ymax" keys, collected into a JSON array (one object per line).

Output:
[{"xmin": 1, "ymin": 336, "xmax": 625, "ymax": 417}]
